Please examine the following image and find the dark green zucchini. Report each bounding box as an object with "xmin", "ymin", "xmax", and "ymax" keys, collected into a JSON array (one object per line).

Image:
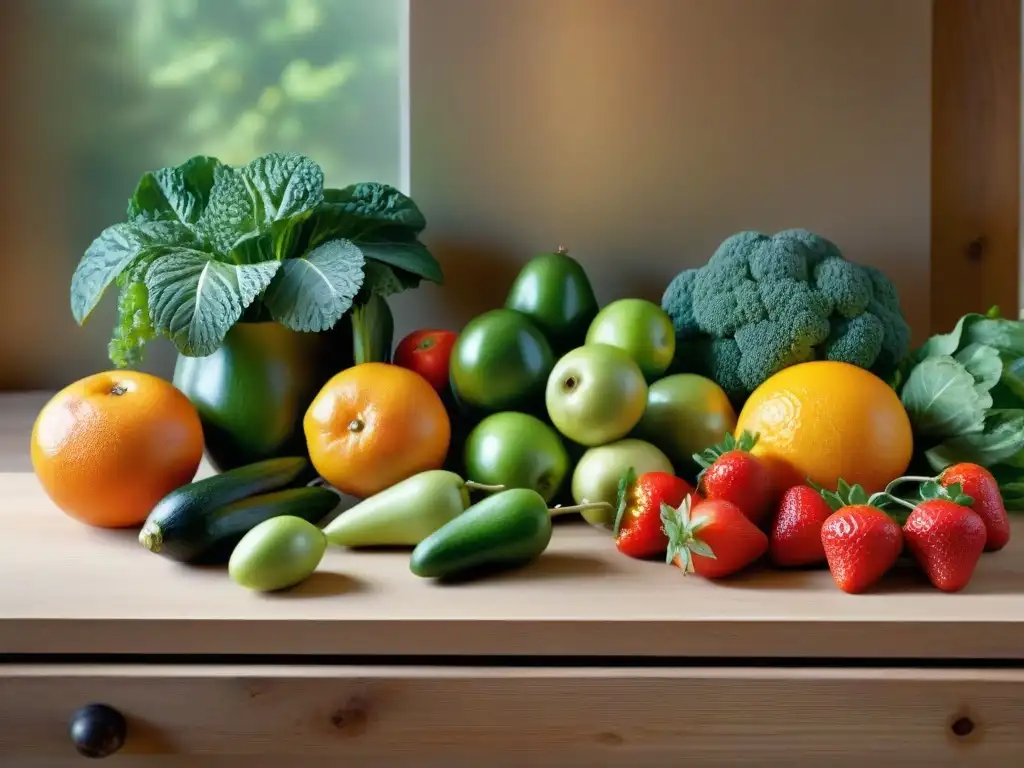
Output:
[
  {"xmin": 141, "ymin": 486, "xmax": 340, "ymax": 564},
  {"xmin": 139, "ymin": 456, "xmax": 315, "ymax": 562}
]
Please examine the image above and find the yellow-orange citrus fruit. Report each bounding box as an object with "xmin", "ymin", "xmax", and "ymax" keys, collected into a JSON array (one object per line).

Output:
[
  {"xmin": 31, "ymin": 371, "xmax": 205, "ymax": 528},
  {"xmin": 304, "ymin": 363, "xmax": 451, "ymax": 498},
  {"xmin": 735, "ymin": 361, "xmax": 913, "ymax": 495}
]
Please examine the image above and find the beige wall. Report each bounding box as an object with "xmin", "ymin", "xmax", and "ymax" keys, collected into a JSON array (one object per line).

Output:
[
  {"xmin": 0, "ymin": 0, "xmax": 932, "ymax": 389},
  {"xmin": 399, "ymin": 0, "xmax": 932, "ymax": 344}
]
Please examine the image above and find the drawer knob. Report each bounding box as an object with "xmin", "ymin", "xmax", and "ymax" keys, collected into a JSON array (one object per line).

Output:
[{"xmin": 69, "ymin": 703, "xmax": 126, "ymax": 759}]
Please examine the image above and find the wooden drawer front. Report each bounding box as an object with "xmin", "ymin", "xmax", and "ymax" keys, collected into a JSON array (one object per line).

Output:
[{"xmin": 0, "ymin": 664, "xmax": 1022, "ymax": 767}]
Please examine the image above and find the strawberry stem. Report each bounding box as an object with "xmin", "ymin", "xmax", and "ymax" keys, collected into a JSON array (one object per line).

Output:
[
  {"xmin": 867, "ymin": 491, "xmax": 915, "ymax": 511},
  {"xmin": 883, "ymin": 475, "xmax": 937, "ymax": 495},
  {"xmin": 659, "ymin": 495, "xmax": 716, "ymax": 573},
  {"xmin": 612, "ymin": 466, "xmax": 638, "ymax": 535}
]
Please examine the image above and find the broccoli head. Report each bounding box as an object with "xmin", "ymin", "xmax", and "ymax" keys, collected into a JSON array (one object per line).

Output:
[{"xmin": 662, "ymin": 229, "xmax": 911, "ymax": 401}]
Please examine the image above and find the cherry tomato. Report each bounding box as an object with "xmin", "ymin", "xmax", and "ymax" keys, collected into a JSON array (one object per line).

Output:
[{"xmin": 393, "ymin": 329, "xmax": 458, "ymax": 392}]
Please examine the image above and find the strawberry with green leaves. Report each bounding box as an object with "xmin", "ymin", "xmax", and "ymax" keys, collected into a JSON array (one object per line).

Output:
[
  {"xmin": 693, "ymin": 431, "xmax": 773, "ymax": 525},
  {"xmin": 886, "ymin": 463, "xmax": 1009, "ymax": 553},
  {"xmin": 661, "ymin": 494, "xmax": 768, "ymax": 578},
  {"xmin": 613, "ymin": 468, "xmax": 697, "ymax": 559},
  {"xmin": 885, "ymin": 480, "xmax": 986, "ymax": 593},
  {"xmin": 769, "ymin": 484, "xmax": 834, "ymax": 567},
  {"xmin": 818, "ymin": 480, "xmax": 904, "ymax": 594}
]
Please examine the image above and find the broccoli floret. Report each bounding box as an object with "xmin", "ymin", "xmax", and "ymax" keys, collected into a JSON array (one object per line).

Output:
[
  {"xmin": 661, "ymin": 229, "xmax": 911, "ymax": 400},
  {"xmin": 661, "ymin": 269, "xmax": 701, "ymax": 340},
  {"xmin": 779, "ymin": 227, "xmax": 844, "ymax": 268},
  {"xmin": 813, "ymin": 257, "xmax": 872, "ymax": 318},
  {"xmin": 861, "ymin": 265, "xmax": 912, "ymax": 374},
  {"xmin": 822, "ymin": 314, "xmax": 885, "ymax": 369},
  {"xmin": 674, "ymin": 337, "xmax": 747, "ymax": 397}
]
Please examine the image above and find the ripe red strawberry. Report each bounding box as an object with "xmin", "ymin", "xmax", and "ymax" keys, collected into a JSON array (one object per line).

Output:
[
  {"xmin": 614, "ymin": 468, "xmax": 697, "ymax": 559},
  {"xmin": 693, "ymin": 431, "xmax": 773, "ymax": 525},
  {"xmin": 938, "ymin": 463, "xmax": 1010, "ymax": 552},
  {"xmin": 818, "ymin": 480, "xmax": 904, "ymax": 594},
  {"xmin": 769, "ymin": 485, "xmax": 834, "ymax": 567},
  {"xmin": 901, "ymin": 481, "xmax": 987, "ymax": 592},
  {"xmin": 661, "ymin": 495, "xmax": 768, "ymax": 578}
]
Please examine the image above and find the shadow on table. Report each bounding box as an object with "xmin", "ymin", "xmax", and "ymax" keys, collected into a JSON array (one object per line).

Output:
[
  {"xmin": 707, "ymin": 555, "xmax": 1022, "ymax": 596},
  {"xmin": 433, "ymin": 552, "xmax": 616, "ymax": 587}
]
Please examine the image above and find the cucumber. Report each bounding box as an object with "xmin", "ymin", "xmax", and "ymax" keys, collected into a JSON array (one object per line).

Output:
[{"xmin": 139, "ymin": 457, "xmax": 320, "ymax": 563}]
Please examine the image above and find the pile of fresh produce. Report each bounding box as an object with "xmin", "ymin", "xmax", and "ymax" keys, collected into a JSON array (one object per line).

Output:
[{"xmin": 32, "ymin": 152, "xmax": 1022, "ymax": 597}]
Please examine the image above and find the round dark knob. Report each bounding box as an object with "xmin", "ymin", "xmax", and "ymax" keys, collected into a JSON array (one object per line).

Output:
[{"xmin": 68, "ymin": 704, "xmax": 126, "ymax": 759}]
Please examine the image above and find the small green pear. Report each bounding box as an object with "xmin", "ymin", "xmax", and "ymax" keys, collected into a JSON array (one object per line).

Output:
[{"xmin": 322, "ymin": 470, "xmax": 502, "ymax": 548}]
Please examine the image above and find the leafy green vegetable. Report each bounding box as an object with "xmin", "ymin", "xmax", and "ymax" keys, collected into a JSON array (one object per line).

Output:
[
  {"xmin": 360, "ymin": 260, "xmax": 421, "ymax": 299},
  {"xmin": 70, "ymin": 220, "xmax": 198, "ymax": 324},
  {"xmin": 953, "ymin": 343, "xmax": 1003, "ymax": 392},
  {"xmin": 924, "ymin": 410, "xmax": 1024, "ymax": 469},
  {"xmin": 358, "ymin": 229, "xmax": 444, "ymax": 284},
  {"xmin": 323, "ymin": 182, "xmax": 427, "ymax": 233},
  {"xmin": 127, "ymin": 155, "xmax": 220, "ymax": 225},
  {"xmin": 305, "ymin": 186, "xmax": 442, "ymax": 283},
  {"xmin": 900, "ymin": 356, "xmax": 992, "ymax": 437},
  {"xmin": 263, "ymin": 240, "xmax": 365, "ymax": 333},
  {"xmin": 146, "ymin": 254, "xmax": 280, "ymax": 357},
  {"xmin": 109, "ymin": 267, "xmax": 157, "ymax": 369},
  {"xmin": 70, "ymin": 151, "xmax": 442, "ymax": 367},
  {"xmin": 196, "ymin": 155, "xmax": 324, "ymax": 255},
  {"xmin": 895, "ymin": 309, "xmax": 1024, "ymax": 509}
]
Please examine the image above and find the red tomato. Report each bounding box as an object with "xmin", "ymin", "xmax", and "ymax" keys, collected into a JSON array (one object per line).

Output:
[{"xmin": 393, "ymin": 330, "xmax": 458, "ymax": 392}]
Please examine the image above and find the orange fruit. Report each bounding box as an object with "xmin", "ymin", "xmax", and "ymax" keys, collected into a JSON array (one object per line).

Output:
[
  {"xmin": 734, "ymin": 361, "xmax": 913, "ymax": 495},
  {"xmin": 304, "ymin": 363, "xmax": 451, "ymax": 498},
  {"xmin": 31, "ymin": 371, "xmax": 205, "ymax": 528}
]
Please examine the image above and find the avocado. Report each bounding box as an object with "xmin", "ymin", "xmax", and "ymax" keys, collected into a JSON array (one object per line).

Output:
[{"xmin": 504, "ymin": 247, "xmax": 599, "ymax": 354}]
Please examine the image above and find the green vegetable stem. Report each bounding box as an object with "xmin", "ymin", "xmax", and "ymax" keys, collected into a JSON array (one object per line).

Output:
[
  {"xmin": 352, "ymin": 292, "xmax": 395, "ymax": 365},
  {"xmin": 69, "ymin": 152, "xmax": 443, "ymax": 368}
]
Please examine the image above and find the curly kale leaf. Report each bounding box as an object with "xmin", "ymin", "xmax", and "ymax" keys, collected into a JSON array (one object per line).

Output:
[{"xmin": 109, "ymin": 260, "xmax": 159, "ymax": 369}]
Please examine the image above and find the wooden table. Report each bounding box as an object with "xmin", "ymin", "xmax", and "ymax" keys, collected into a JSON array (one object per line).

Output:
[{"xmin": 0, "ymin": 393, "xmax": 1021, "ymax": 766}]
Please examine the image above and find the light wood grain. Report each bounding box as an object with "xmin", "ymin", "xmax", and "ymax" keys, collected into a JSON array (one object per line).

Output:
[
  {"xmin": 931, "ymin": 0, "xmax": 1021, "ymax": 331},
  {"xmin": 1, "ymin": 392, "xmax": 1023, "ymax": 659},
  {"xmin": 1, "ymin": 664, "xmax": 1022, "ymax": 766},
  {"xmin": 1, "ymin": 471, "xmax": 1022, "ymax": 659}
]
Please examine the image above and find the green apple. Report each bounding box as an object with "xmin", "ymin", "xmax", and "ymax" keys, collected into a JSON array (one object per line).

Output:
[
  {"xmin": 545, "ymin": 344, "xmax": 648, "ymax": 447},
  {"xmin": 571, "ymin": 439, "xmax": 674, "ymax": 527},
  {"xmin": 450, "ymin": 309, "xmax": 555, "ymax": 415},
  {"xmin": 632, "ymin": 374, "xmax": 737, "ymax": 472},
  {"xmin": 585, "ymin": 298, "xmax": 676, "ymax": 380},
  {"xmin": 463, "ymin": 412, "xmax": 569, "ymax": 503}
]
